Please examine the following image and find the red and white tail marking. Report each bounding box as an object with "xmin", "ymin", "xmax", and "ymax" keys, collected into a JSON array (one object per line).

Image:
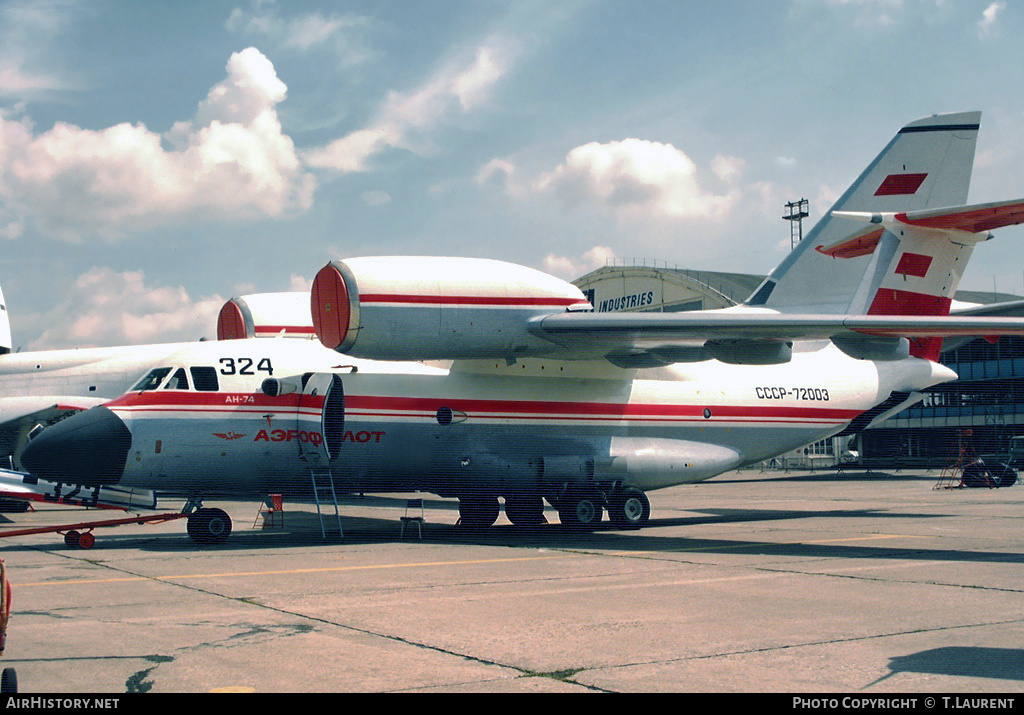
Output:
[{"xmin": 825, "ymin": 198, "xmax": 1024, "ymax": 359}]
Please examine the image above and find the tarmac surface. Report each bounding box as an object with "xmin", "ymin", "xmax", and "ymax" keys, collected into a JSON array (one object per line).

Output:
[{"xmin": 0, "ymin": 467, "xmax": 1021, "ymax": 694}]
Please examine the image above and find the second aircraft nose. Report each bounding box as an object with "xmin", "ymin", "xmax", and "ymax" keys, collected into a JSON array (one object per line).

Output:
[{"xmin": 20, "ymin": 406, "xmax": 132, "ymax": 485}]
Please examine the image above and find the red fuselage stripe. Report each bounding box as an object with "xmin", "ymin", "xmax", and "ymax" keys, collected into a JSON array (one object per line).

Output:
[
  {"xmin": 359, "ymin": 294, "xmax": 587, "ymax": 307},
  {"xmin": 106, "ymin": 392, "xmax": 861, "ymax": 422}
]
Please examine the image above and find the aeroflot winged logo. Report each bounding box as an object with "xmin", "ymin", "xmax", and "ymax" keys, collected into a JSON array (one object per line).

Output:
[{"xmin": 213, "ymin": 432, "xmax": 247, "ymax": 441}]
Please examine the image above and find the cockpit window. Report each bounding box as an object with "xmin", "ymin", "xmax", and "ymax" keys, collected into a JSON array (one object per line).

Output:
[
  {"xmin": 132, "ymin": 367, "xmax": 172, "ymax": 392},
  {"xmin": 162, "ymin": 367, "xmax": 190, "ymax": 390},
  {"xmin": 190, "ymin": 366, "xmax": 219, "ymax": 392}
]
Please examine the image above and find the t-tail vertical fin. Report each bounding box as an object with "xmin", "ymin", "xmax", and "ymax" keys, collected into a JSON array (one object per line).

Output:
[{"xmin": 746, "ymin": 112, "xmax": 981, "ymax": 316}]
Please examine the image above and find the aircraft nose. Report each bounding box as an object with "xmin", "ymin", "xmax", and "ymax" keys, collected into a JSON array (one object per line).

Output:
[{"xmin": 20, "ymin": 406, "xmax": 131, "ymax": 485}]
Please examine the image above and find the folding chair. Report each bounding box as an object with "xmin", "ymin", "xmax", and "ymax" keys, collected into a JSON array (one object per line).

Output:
[{"xmin": 400, "ymin": 498, "xmax": 425, "ymax": 538}]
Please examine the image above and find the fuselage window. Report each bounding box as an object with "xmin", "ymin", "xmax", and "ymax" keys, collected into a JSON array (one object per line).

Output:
[
  {"xmin": 162, "ymin": 367, "xmax": 190, "ymax": 390},
  {"xmin": 132, "ymin": 367, "xmax": 172, "ymax": 392},
  {"xmin": 190, "ymin": 366, "xmax": 220, "ymax": 392}
]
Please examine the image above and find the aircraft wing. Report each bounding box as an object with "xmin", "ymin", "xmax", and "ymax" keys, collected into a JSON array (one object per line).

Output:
[
  {"xmin": 530, "ymin": 309, "xmax": 1024, "ymax": 365},
  {"xmin": 0, "ymin": 396, "xmax": 109, "ymax": 457},
  {"xmin": 534, "ymin": 309, "xmax": 1024, "ymax": 341}
]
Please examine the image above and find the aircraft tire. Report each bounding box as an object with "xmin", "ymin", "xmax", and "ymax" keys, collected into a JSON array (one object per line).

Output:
[
  {"xmin": 458, "ymin": 496, "xmax": 500, "ymax": 529},
  {"xmin": 504, "ymin": 494, "xmax": 545, "ymax": 526},
  {"xmin": 559, "ymin": 496, "xmax": 602, "ymax": 529},
  {"xmin": 1, "ymin": 667, "xmax": 17, "ymax": 693},
  {"xmin": 187, "ymin": 507, "xmax": 233, "ymax": 544},
  {"xmin": 64, "ymin": 531, "xmax": 80, "ymax": 548},
  {"xmin": 609, "ymin": 487, "xmax": 650, "ymax": 529}
]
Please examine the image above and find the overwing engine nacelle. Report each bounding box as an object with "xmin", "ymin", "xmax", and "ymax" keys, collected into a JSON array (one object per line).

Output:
[
  {"xmin": 218, "ymin": 292, "xmax": 315, "ymax": 340},
  {"xmin": 311, "ymin": 257, "xmax": 592, "ymax": 360}
]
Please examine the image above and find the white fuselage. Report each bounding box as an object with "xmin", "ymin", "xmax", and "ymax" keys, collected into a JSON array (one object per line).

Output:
[{"xmin": 85, "ymin": 339, "xmax": 955, "ymax": 500}]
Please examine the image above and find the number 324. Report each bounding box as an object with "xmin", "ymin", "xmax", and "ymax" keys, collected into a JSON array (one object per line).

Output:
[{"xmin": 219, "ymin": 357, "xmax": 274, "ymax": 376}]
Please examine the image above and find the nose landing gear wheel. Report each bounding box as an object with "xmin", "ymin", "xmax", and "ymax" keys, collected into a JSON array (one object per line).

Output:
[{"xmin": 187, "ymin": 507, "xmax": 233, "ymax": 544}]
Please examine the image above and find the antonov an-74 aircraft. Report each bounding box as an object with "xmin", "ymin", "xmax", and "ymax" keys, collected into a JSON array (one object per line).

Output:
[{"xmin": 19, "ymin": 112, "xmax": 1024, "ymax": 544}]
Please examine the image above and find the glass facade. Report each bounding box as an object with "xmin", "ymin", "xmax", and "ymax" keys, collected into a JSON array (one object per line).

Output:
[{"xmin": 861, "ymin": 336, "xmax": 1024, "ymax": 467}]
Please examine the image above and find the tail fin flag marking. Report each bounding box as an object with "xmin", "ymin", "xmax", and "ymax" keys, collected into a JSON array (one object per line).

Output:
[{"xmin": 875, "ymin": 173, "xmax": 929, "ymax": 196}]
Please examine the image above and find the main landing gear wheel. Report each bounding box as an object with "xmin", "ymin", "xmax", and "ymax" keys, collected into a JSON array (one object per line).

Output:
[
  {"xmin": 558, "ymin": 495, "xmax": 603, "ymax": 529},
  {"xmin": 187, "ymin": 507, "xmax": 233, "ymax": 544},
  {"xmin": 458, "ymin": 496, "xmax": 500, "ymax": 529},
  {"xmin": 609, "ymin": 487, "xmax": 650, "ymax": 529}
]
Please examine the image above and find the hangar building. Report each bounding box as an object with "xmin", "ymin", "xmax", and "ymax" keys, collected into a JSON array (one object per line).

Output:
[{"xmin": 573, "ymin": 261, "xmax": 1024, "ymax": 469}]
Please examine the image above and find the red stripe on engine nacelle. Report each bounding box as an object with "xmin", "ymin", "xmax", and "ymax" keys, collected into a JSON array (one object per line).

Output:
[{"xmin": 359, "ymin": 294, "xmax": 588, "ymax": 307}]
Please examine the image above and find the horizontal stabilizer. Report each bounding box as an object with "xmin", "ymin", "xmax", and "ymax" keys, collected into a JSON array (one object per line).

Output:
[
  {"xmin": 895, "ymin": 198, "xmax": 1024, "ymax": 233},
  {"xmin": 815, "ymin": 226, "xmax": 885, "ymax": 259},
  {"xmin": 828, "ymin": 198, "xmax": 1024, "ymax": 254}
]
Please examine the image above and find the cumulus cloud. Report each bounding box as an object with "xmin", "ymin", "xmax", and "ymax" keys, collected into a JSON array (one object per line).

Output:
[
  {"xmin": 0, "ymin": 47, "xmax": 316, "ymax": 241},
  {"xmin": 303, "ymin": 43, "xmax": 513, "ymax": 173},
  {"xmin": 27, "ymin": 267, "xmax": 225, "ymax": 350},
  {"xmin": 289, "ymin": 274, "xmax": 311, "ymax": 292},
  {"xmin": 542, "ymin": 246, "xmax": 616, "ymax": 281},
  {"xmin": 534, "ymin": 139, "xmax": 741, "ymax": 220},
  {"xmin": 978, "ymin": 2, "xmax": 1005, "ymax": 37}
]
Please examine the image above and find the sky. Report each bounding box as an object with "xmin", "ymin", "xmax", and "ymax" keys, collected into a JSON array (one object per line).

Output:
[{"xmin": 2, "ymin": 0, "xmax": 1024, "ymax": 350}]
